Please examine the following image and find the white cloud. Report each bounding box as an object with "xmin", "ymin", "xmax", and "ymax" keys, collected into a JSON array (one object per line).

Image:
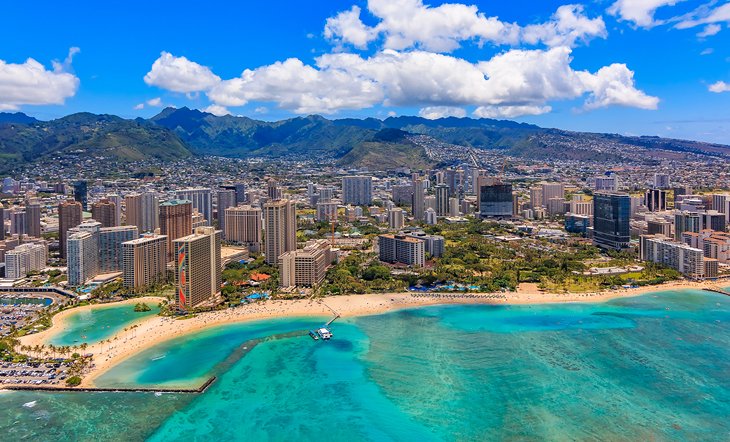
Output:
[
  {"xmin": 254, "ymin": 106, "xmax": 268, "ymax": 114},
  {"xmin": 608, "ymin": 0, "xmax": 683, "ymax": 27},
  {"xmin": 324, "ymin": 6, "xmax": 378, "ymax": 49},
  {"xmin": 700, "ymin": 48, "xmax": 714, "ymax": 55},
  {"xmin": 203, "ymin": 104, "xmax": 231, "ymax": 116},
  {"xmin": 522, "ymin": 5, "xmax": 607, "ymax": 48},
  {"xmin": 578, "ymin": 63, "xmax": 659, "ymax": 110},
  {"xmin": 419, "ymin": 106, "xmax": 466, "ymax": 119},
  {"xmin": 208, "ymin": 57, "xmax": 383, "ymax": 114},
  {"xmin": 144, "ymin": 52, "xmax": 221, "ymax": 93},
  {"xmin": 675, "ymin": 3, "xmax": 730, "ymax": 32},
  {"xmin": 0, "ymin": 51, "xmax": 80, "ymax": 110},
  {"xmin": 473, "ymin": 105, "xmax": 552, "ymax": 118},
  {"xmin": 709, "ymin": 81, "xmax": 730, "ymax": 93},
  {"xmin": 697, "ymin": 23, "xmax": 722, "ymax": 37},
  {"xmin": 323, "ymin": 0, "xmax": 605, "ymax": 52},
  {"xmin": 200, "ymin": 47, "xmax": 656, "ymax": 115},
  {"xmin": 133, "ymin": 103, "xmax": 145, "ymax": 110},
  {"xmin": 146, "ymin": 97, "xmax": 163, "ymax": 107}
]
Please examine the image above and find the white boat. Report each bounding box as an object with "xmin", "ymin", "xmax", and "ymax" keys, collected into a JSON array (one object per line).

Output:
[{"xmin": 316, "ymin": 328, "xmax": 333, "ymax": 340}]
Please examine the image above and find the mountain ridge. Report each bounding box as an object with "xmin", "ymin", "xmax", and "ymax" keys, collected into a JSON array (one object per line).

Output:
[{"xmin": 0, "ymin": 107, "xmax": 727, "ymax": 174}]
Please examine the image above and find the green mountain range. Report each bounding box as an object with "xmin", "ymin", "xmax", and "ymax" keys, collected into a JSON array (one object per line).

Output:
[{"xmin": 0, "ymin": 107, "xmax": 728, "ymax": 174}]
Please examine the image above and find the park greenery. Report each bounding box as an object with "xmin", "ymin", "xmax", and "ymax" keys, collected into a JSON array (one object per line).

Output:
[{"xmin": 133, "ymin": 302, "xmax": 151, "ymax": 312}]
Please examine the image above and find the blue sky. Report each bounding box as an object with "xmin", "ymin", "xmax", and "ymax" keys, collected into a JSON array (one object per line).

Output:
[{"xmin": 1, "ymin": 0, "xmax": 729, "ymax": 143}]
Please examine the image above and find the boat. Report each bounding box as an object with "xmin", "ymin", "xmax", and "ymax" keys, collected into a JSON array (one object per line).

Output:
[
  {"xmin": 151, "ymin": 354, "xmax": 166, "ymax": 361},
  {"xmin": 308, "ymin": 330, "xmax": 319, "ymax": 340},
  {"xmin": 316, "ymin": 327, "xmax": 333, "ymax": 340}
]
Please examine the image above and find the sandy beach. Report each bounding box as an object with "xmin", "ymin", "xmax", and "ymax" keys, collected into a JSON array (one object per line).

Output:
[{"xmin": 14, "ymin": 280, "xmax": 724, "ymax": 388}]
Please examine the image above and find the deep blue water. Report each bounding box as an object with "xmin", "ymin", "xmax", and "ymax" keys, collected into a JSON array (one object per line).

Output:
[{"xmin": 1, "ymin": 290, "xmax": 728, "ymax": 441}]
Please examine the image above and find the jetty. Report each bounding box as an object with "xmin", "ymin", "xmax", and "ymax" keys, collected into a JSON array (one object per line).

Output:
[
  {"xmin": 3, "ymin": 376, "xmax": 217, "ymax": 394},
  {"xmin": 702, "ymin": 285, "xmax": 730, "ymax": 297}
]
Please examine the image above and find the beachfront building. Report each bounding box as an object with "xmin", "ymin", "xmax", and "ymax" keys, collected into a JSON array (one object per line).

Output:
[
  {"xmin": 593, "ymin": 192, "xmax": 631, "ymax": 250},
  {"xmin": 640, "ymin": 234, "xmax": 717, "ymax": 279},
  {"xmin": 263, "ymin": 199, "xmax": 296, "ymax": 264},
  {"xmin": 278, "ymin": 239, "xmax": 334, "ymax": 288},
  {"xmin": 378, "ymin": 234, "xmax": 425, "ymax": 267},
  {"xmin": 174, "ymin": 226, "xmax": 222, "ymax": 309},
  {"xmin": 160, "ymin": 199, "xmax": 193, "ymax": 262},
  {"xmin": 122, "ymin": 234, "xmax": 168, "ymax": 292}
]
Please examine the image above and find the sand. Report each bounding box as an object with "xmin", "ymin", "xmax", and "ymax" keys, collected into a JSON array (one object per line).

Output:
[{"xmin": 13, "ymin": 280, "xmax": 724, "ymax": 388}]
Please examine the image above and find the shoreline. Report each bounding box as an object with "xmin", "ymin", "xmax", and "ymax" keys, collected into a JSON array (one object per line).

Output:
[
  {"xmin": 18, "ymin": 296, "xmax": 165, "ymax": 348},
  {"xmin": 13, "ymin": 280, "xmax": 723, "ymax": 389}
]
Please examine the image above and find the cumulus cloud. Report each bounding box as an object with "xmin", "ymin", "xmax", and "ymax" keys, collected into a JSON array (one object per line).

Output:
[
  {"xmin": 473, "ymin": 105, "xmax": 552, "ymax": 118},
  {"xmin": 697, "ymin": 23, "xmax": 722, "ymax": 37},
  {"xmin": 419, "ymin": 106, "xmax": 467, "ymax": 119},
  {"xmin": 709, "ymin": 81, "xmax": 730, "ymax": 93},
  {"xmin": 578, "ymin": 63, "xmax": 659, "ymax": 109},
  {"xmin": 607, "ymin": 0, "xmax": 684, "ymax": 27},
  {"xmin": 522, "ymin": 5, "xmax": 607, "ymax": 48},
  {"xmin": 208, "ymin": 57, "xmax": 383, "ymax": 114},
  {"xmin": 133, "ymin": 103, "xmax": 144, "ymax": 110},
  {"xmin": 204, "ymin": 47, "xmax": 657, "ymax": 117},
  {"xmin": 0, "ymin": 50, "xmax": 80, "ymax": 110},
  {"xmin": 323, "ymin": 0, "xmax": 605, "ymax": 52},
  {"xmin": 144, "ymin": 51, "xmax": 221, "ymax": 93},
  {"xmin": 203, "ymin": 104, "xmax": 231, "ymax": 116}
]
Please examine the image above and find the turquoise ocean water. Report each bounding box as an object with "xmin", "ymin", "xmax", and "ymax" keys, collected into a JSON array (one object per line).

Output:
[
  {"xmin": 48, "ymin": 303, "xmax": 160, "ymax": 346},
  {"xmin": 2, "ymin": 289, "xmax": 728, "ymax": 441}
]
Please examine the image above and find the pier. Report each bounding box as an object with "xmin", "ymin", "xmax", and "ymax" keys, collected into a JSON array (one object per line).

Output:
[
  {"xmin": 702, "ymin": 285, "xmax": 730, "ymax": 297},
  {"xmin": 2, "ymin": 376, "xmax": 217, "ymax": 394}
]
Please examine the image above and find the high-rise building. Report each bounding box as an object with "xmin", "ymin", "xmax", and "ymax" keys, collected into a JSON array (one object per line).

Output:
[
  {"xmin": 412, "ymin": 175, "xmax": 425, "ymax": 221},
  {"xmin": 378, "ymin": 234, "xmax": 425, "ymax": 267},
  {"xmin": 434, "ymin": 183, "xmax": 450, "ymax": 216},
  {"xmin": 59, "ymin": 200, "xmax": 83, "ymax": 259},
  {"xmin": 316, "ymin": 202, "xmax": 338, "ymax": 223},
  {"xmin": 278, "ymin": 239, "xmax": 334, "ymax": 288},
  {"xmin": 216, "ymin": 189, "xmax": 237, "ymax": 236},
  {"xmin": 91, "ymin": 199, "xmax": 117, "ymax": 228},
  {"xmin": 125, "ymin": 192, "xmax": 159, "ymax": 233},
  {"xmin": 647, "ymin": 219, "xmax": 672, "ymax": 237},
  {"xmin": 388, "ymin": 208, "xmax": 405, "ymax": 230},
  {"xmin": 108, "ymin": 194, "xmax": 123, "ymax": 227},
  {"xmin": 541, "ymin": 182, "xmax": 565, "ymax": 207},
  {"xmin": 392, "ymin": 184, "xmax": 412, "ymax": 206},
  {"xmin": 73, "ymin": 181, "xmax": 88, "ymax": 211},
  {"xmin": 529, "ymin": 187, "xmax": 544, "ymax": 209},
  {"xmin": 67, "ymin": 230, "xmax": 98, "ymax": 287},
  {"xmin": 405, "ymin": 232, "xmax": 445, "ymax": 258},
  {"xmin": 653, "ymin": 173, "xmax": 671, "ymax": 189},
  {"xmin": 594, "ymin": 174, "xmax": 620, "ymax": 192},
  {"xmin": 98, "ymin": 225, "xmax": 138, "ymax": 273},
  {"xmin": 424, "ymin": 207, "xmax": 437, "ymax": 225},
  {"xmin": 0, "ymin": 204, "xmax": 5, "ymax": 241},
  {"xmin": 479, "ymin": 183, "xmax": 513, "ymax": 218},
  {"xmin": 267, "ymin": 179, "xmax": 282, "ymax": 201},
  {"xmin": 674, "ymin": 211, "xmax": 701, "ymax": 240},
  {"xmin": 174, "ymin": 226, "xmax": 222, "ymax": 309},
  {"xmin": 263, "ymin": 199, "xmax": 297, "ymax": 264},
  {"xmin": 592, "ymin": 192, "xmax": 631, "ymax": 250},
  {"xmin": 176, "ymin": 188, "xmax": 213, "ymax": 226},
  {"xmin": 342, "ymin": 176, "xmax": 372, "ymax": 206},
  {"xmin": 159, "ymin": 199, "xmax": 193, "ymax": 262},
  {"xmin": 224, "ymin": 205, "xmax": 262, "ymax": 252},
  {"xmin": 644, "ymin": 189, "xmax": 667, "ymax": 212},
  {"xmin": 9, "ymin": 210, "xmax": 26, "ymax": 236},
  {"xmin": 701, "ymin": 211, "xmax": 726, "ymax": 232},
  {"xmin": 640, "ymin": 234, "xmax": 708, "ymax": 278},
  {"xmin": 5, "ymin": 243, "xmax": 47, "ymax": 279},
  {"xmin": 24, "ymin": 200, "xmax": 41, "ymax": 238},
  {"xmin": 318, "ymin": 186, "xmax": 335, "ymax": 203},
  {"xmin": 449, "ymin": 197, "xmax": 460, "ymax": 217},
  {"xmin": 122, "ymin": 234, "xmax": 168, "ymax": 292}
]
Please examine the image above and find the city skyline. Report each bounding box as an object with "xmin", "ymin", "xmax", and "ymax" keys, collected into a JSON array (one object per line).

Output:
[{"xmin": 1, "ymin": 0, "xmax": 729, "ymax": 143}]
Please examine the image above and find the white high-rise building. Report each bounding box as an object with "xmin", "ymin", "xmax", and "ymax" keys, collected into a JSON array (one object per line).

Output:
[
  {"xmin": 176, "ymin": 188, "xmax": 213, "ymax": 226},
  {"xmin": 5, "ymin": 243, "xmax": 47, "ymax": 279},
  {"xmin": 264, "ymin": 199, "xmax": 297, "ymax": 264},
  {"xmin": 225, "ymin": 205, "xmax": 262, "ymax": 252}
]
